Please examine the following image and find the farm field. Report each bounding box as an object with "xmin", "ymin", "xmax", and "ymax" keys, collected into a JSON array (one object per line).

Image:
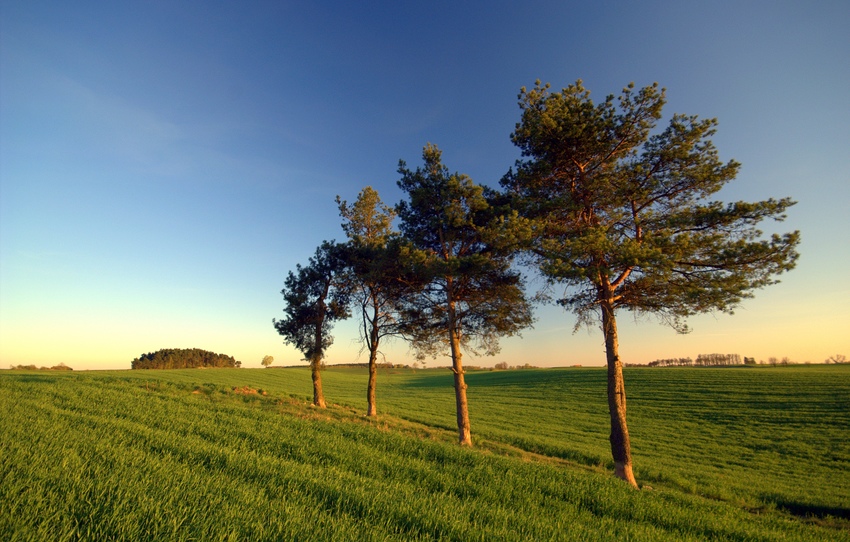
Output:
[{"xmin": 1, "ymin": 364, "xmax": 848, "ymax": 541}]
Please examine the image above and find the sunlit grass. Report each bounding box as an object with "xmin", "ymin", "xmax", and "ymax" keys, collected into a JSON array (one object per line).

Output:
[{"xmin": 1, "ymin": 365, "xmax": 848, "ymax": 541}]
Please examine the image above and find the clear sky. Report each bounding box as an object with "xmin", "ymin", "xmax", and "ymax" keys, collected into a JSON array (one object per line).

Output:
[{"xmin": 2, "ymin": 0, "xmax": 848, "ymax": 370}]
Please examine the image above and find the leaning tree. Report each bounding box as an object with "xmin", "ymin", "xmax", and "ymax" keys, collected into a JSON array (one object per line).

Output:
[
  {"xmin": 503, "ymin": 80, "xmax": 800, "ymax": 486},
  {"xmin": 397, "ymin": 144, "xmax": 534, "ymax": 446},
  {"xmin": 273, "ymin": 241, "xmax": 350, "ymax": 408}
]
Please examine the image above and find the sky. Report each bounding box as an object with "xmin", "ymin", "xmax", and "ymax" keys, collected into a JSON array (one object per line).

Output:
[{"xmin": 1, "ymin": 0, "xmax": 848, "ymax": 370}]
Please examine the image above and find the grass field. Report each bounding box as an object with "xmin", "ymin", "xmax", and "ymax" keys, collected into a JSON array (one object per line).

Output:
[{"xmin": 2, "ymin": 365, "xmax": 848, "ymax": 541}]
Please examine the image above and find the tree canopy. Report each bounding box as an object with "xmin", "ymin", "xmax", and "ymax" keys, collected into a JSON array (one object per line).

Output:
[
  {"xmin": 131, "ymin": 348, "xmax": 241, "ymax": 369},
  {"xmin": 504, "ymin": 80, "xmax": 799, "ymax": 330}
]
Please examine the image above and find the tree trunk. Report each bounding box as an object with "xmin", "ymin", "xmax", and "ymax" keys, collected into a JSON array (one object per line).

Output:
[
  {"xmin": 600, "ymin": 290, "xmax": 638, "ymax": 488},
  {"xmin": 312, "ymin": 288, "xmax": 328, "ymax": 409},
  {"xmin": 366, "ymin": 348, "xmax": 378, "ymax": 417},
  {"xmin": 311, "ymin": 355, "xmax": 326, "ymax": 408},
  {"xmin": 362, "ymin": 294, "xmax": 381, "ymax": 416},
  {"xmin": 448, "ymin": 312, "xmax": 472, "ymax": 446},
  {"xmin": 366, "ymin": 299, "xmax": 380, "ymax": 416}
]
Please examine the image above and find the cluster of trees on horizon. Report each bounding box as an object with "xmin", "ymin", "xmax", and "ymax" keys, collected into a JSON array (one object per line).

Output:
[
  {"xmin": 131, "ymin": 348, "xmax": 242, "ymax": 370},
  {"xmin": 642, "ymin": 354, "xmax": 751, "ymax": 367},
  {"xmin": 9, "ymin": 363, "xmax": 73, "ymax": 371},
  {"xmin": 273, "ymin": 79, "xmax": 800, "ymax": 488},
  {"xmin": 634, "ymin": 354, "xmax": 850, "ymax": 367}
]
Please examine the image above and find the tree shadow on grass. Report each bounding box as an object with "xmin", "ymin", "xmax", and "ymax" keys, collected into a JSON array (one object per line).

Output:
[
  {"xmin": 779, "ymin": 501, "xmax": 850, "ymax": 519},
  {"xmin": 762, "ymin": 494, "xmax": 850, "ymax": 529}
]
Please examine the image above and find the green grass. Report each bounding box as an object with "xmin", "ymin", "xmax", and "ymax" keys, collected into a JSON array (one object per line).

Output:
[{"xmin": 1, "ymin": 365, "xmax": 848, "ymax": 541}]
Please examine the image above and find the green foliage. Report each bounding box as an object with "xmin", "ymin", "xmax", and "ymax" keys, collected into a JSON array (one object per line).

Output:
[
  {"xmin": 336, "ymin": 186, "xmax": 410, "ymax": 349},
  {"xmin": 273, "ymin": 241, "xmax": 351, "ymax": 365},
  {"xmin": 395, "ymin": 144, "xmax": 534, "ymax": 359},
  {"xmin": 337, "ymin": 186, "xmax": 396, "ymax": 249},
  {"xmin": 503, "ymin": 79, "xmax": 800, "ymax": 331},
  {"xmin": 1, "ymin": 366, "xmax": 847, "ymax": 541},
  {"xmin": 131, "ymin": 348, "xmax": 239, "ymax": 370}
]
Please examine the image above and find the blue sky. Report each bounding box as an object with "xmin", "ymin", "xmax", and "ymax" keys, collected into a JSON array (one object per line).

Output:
[{"xmin": 2, "ymin": 0, "xmax": 848, "ymax": 370}]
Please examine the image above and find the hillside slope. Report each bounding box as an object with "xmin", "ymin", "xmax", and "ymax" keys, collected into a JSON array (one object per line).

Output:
[{"xmin": 1, "ymin": 366, "xmax": 848, "ymax": 541}]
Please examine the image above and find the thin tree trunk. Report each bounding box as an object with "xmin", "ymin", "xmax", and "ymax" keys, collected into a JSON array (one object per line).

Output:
[
  {"xmin": 366, "ymin": 347, "xmax": 378, "ymax": 416},
  {"xmin": 311, "ymin": 355, "xmax": 326, "ymax": 408},
  {"xmin": 600, "ymin": 290, "xmax": 638, "ymax": 488},
  {"xmin": 366, "ymin": 296, "xmax": 380, "ymax": 416}
]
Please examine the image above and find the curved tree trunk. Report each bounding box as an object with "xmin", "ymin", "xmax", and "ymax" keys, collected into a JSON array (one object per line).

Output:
[{"xmin": 600, "ymin": 291, "xmax": 638, "ymax": 488}]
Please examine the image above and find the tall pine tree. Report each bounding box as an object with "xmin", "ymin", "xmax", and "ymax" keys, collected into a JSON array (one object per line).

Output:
[
  {"xmin": 503, "ymin": 80, "xmax": 799, "ymax": 486},
  {"xmin": 397, "ymin": 144, "xmax": 533, "ymax": 445}
]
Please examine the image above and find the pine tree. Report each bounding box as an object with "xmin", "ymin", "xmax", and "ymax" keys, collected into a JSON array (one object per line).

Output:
[{"xmin": 503, "ymin": 80, "xmax": 799, "ymax": 486}]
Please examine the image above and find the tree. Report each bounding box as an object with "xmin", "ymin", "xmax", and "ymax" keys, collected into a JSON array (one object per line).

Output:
[
  {"xmin": 336, "ymin": 186, "xmax": 409, "ymax": 416},
  {"xmin": 261, "ymin": 355, "xmax": 274, "ymax": 368},
  {"xmin": 273, "ymin": 241, "xmax": 351, "ymax": 407},
  {"xmin": 131, "ymin": 348, "xmax": 240, "ymax": 369},
  {"xmin": 503, "ymin": 80, "xmax": 800, "ymax": 487},
  {"xmin": 397, "ymin": 143, "xmax": 534, "ymax": 446}
]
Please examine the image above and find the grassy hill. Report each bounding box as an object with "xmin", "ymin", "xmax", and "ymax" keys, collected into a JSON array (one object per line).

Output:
[{"xmin": 2, "ymin": 365, "xmax": 848, "ymax": 541}]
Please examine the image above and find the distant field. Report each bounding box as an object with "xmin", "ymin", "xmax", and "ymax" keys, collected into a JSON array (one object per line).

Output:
[{"xmin": 2, "ymin": 365, "xmax": 848, "ymax": 541}]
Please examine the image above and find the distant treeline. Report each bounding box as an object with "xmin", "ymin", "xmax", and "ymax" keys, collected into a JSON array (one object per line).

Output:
[
  {"xmin": 131, "ymin": 348, "xmax": 241, "ymax": 370},
  {"xmin": 642, "ymin": 354, "xmax": 757, "ymax": 367},
  {"xmin": 9, "ymin": 363, "xmax": 73, "ymax": 371}
]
